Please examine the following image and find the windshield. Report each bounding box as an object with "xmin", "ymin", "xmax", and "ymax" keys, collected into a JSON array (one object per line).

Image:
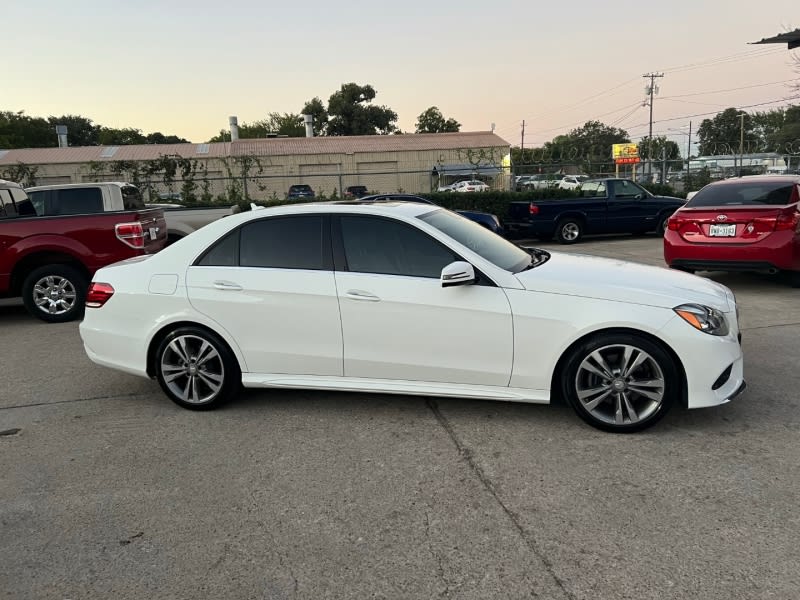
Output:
[
  {"xmin": 419, "ymin": 209, "xmax": 533, "ymax": 272},
  {"xmin": 686, "ymin": 180, "xmax": 799, "ymax": 207}
]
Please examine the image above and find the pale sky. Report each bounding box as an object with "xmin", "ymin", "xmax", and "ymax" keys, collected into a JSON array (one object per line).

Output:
[{"xmin": 4, "ymin": 0, "xmax": 798, "ymax": 148}]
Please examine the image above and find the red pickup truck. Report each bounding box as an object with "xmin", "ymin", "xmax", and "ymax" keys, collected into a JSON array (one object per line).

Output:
[{"xmin": 0, "ymin": 179, "xmax": 167, "ymax": 323}]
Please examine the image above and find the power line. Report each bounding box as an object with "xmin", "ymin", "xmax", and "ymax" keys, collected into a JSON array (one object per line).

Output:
[
  {"xmin": 625, "ymin": 96, "xmax": 800, "ymax": 134},
  {"xmin": 660, "ymin": 79, "xmax": 796, "ymax": 99},
  {"xmin": 656, "ymin": 47, "xmax": 784, "ymax": 74}
]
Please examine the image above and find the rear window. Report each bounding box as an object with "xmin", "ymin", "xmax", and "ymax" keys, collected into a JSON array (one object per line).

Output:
[
  {"xmin": 290, "ymin": 185, "xmax": 312, "ymax": 192},
  {"xmin": 121, "ymin": 185, "xmax": 145, "ymax": 210},
  {"xmin": 687, "ymin": 181, "xmax": 799, "ymax": 207},
  {"xmin": 33, "ymin": 187, "xmax": 104, "ymax": 215}
]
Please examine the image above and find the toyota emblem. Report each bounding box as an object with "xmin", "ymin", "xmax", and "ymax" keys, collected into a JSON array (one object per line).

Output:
[{"xmin": 716, "ymin": 214, "xmax": 728, "ymax": 222}]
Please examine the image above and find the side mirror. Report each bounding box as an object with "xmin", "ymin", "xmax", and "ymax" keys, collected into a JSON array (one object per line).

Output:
[
  {"xmin": 441, "ymin": 261, "xmax": 476, "ymax": 287},
  {"xmin": 635, "ymin": 193, "xmax": 645, "ymax": 200}
]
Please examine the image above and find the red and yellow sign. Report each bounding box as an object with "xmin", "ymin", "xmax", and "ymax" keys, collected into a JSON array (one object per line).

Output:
[{"xmin": 612, "ymin": 143, "xmax": 640, "ymax": 165}]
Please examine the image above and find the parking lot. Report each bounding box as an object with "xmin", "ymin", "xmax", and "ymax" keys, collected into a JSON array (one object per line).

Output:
[{"xmin": 2, "ymin": 235, "xmax": 799, "ymax": 600}]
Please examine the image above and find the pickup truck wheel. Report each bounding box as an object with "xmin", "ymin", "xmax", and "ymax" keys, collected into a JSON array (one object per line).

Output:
[
  {"xmin": 555, "ymin": 218, "xmax": 583, "ymax": 244},
  {"xmin": 656, "ymin": 213, "xmax": 671, "ymax": 235},
  {"xmin": 22, "ymin": 265, "xmax": 87, "ymax": 323}
]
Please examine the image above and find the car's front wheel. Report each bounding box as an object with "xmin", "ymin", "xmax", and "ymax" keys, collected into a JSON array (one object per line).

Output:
[
  {"xmin": 560, "ymin": 332, "xmax": 680, "ymax": 433},
  {"xmin": 155, "ymin": 327, "xmax": 241, "ymax": 410}
]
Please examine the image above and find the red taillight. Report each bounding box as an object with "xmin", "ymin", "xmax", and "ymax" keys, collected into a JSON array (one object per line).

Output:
[
  {"xmin": 775, "ymin": 207, "xmax": 800, "ymax": 232},
  {"xmin": 529, "ymin": 203, "xmax": 539, "ymax": 215},
  {"xmin": 86, "ymin": 282, "xmax": 115, "ymax": 308},
  {"xmin": 115, "ymin": 222, "xmax": 145, "ymax": 249},
  {"xmin": 667, "ymin": 215, "xmax": 681, "ymax": 231}
]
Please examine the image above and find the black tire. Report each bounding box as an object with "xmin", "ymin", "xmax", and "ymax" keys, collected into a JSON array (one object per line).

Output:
[
  {"xmin": 21, "ymin": 264, "xmax": 87, "ymax": 323},
  {"xmin": 154, "ymin": 326, "xmax": 241, "ymax": 410},
  {"xmin": 787, "ymin": 271, "xmax": 800, "ymax": 288},
  {"xmin": 559, "ymin": 332, "xmax": 680, "ymax": 433},
  {"xmin": 555, "ymin": 218, "xmax": 583, "ymax": 244},
  {"xmin": 656, "ymin": 213, "xmax": 671, "ymax": 235}
]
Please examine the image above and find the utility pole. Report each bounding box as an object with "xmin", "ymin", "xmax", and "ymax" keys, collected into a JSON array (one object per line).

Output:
[
  {"xmin": 521, "ymin": 120, "xmax": 526, "ymax": 152},
  {"xmin": 739, "ymin": 112, "xmax": 745, "ymax": 177},
  {"xmin": 643, "ymin": 72, "xmax": 664, "ymax": 182},
  {"xmin": 686, "ymin": 120, "xmax": 692, "ymax": 189}
]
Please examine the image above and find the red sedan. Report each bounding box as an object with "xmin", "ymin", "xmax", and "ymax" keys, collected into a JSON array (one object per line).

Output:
[{"xmin": 664, "ymin": 176, "xmax": 800, "ymax": 286}]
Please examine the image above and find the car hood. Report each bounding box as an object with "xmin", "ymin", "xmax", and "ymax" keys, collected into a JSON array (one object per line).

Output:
[{"xmin": 515, "ymin": 251, "xmax": 731, "ymax": 311}]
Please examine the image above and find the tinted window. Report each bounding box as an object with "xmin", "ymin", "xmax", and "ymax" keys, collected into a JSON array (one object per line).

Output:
[
  {"xmin": 340, "ymin": 216, "xmax": 458, "ymax": 278},
  {"xmin": 613, "ymin": 180, "xmax": 646, "ymax": 198},
  {"xmin": 50, "ymin": 188, "xmax": 104, "ymax": 215},
  {"xmin": 686, "ymin": 181, "xmax": 798, "ymax": 207},
  {"xmin": 240, "ymin": 216, "xmax": 324, "ymax": 270},
  {"xmin": 121, "ymin": 185, "xmax": 145, "ymax": 210},
  {"xmin": 580, "ymin": 182, "xmax": 607, "ymax": 197},
  {"xmin": 27, "ymin": 191, "xmax": 46, "ymax": 216},
  {"xmin": 197, "ymin": 230, "xmax": 239, "ymax": 267},
  {"xmin": 419, "ymin": 209, "xmax": 530, "ymax": 272}
]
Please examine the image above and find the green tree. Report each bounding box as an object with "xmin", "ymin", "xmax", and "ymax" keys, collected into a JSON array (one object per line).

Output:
[
  {"xmin": 415, "ymin": 106, "xmax": 460, "ymax": 133},
  {"xmin": 98, "ymin": 127, "xmax": 147, "ymax": 145},
  {"xmin": 0, "ymin": 111, "xmax": 54, "ymax": 148},
  {"xmin": 145, "ymin": 132, "xmax": 189, "ymax": 144},
  {"xmin": 262, "ymin": 112, "xmax": 305, "ymax": 137},
  {"xmin": 300, "ymin": 97, "xmax": 328, "ymax": 136},
  {"xmin": 638, "ymin": 136, "xmax": 681, "ymax": 161},
  {"xmin": 697, "ymin": 108, "xmax": 759, "ymax": 156},
  {"xmin": 311, "ymin": 83, "xmax": 397, "ymax": 136}
]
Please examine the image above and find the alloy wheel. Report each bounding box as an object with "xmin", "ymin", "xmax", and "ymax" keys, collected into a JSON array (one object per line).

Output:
[
  {"xmin": 574, "ymin": 344, "xmax": 665, "ymax": 426},
  {"xmin": 32, "ymin": 275, "xmax": 77, "ymax": 316},
  {"xmin": 159, "ymin": 335, "xmax": 225, "ymax": 405}
]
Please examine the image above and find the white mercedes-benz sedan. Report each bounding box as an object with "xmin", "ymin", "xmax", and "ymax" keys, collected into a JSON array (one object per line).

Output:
[{"xmin": 80, "ymin": 201, "xmax": 745, "ymax": 432}]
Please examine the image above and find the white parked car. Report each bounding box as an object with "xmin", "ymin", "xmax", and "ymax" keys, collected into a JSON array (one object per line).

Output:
[
  {"xmin": 80, "ymin": 202, "xmax": 745, "ymax": 432},
  {"xmin": 558, "ymin": 175, "xmax": 589, "ymax": 190},
  {"xmin": 453, "ymin": 180, "xmax": 489, "ymax": 193}
]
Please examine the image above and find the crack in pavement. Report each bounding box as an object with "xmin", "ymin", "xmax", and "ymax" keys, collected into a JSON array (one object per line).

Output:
[
  {"xmin": 426, "ymin": 398, "xmax": 576, "ymax": 600},
  {"xmin": 423, "ymin": 509, "xmax": 457, "ymax": 599},
  {"xmin": 741, "ymin": 321, "xmax": 800, "ymax": 331},
  {"xmin": 0, "ymin": 391, "xmax": 146, "ymax": 412}
]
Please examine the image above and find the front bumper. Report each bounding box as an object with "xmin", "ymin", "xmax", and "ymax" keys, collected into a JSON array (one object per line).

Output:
[{"xmin": 658, "ymin": 313, "xmax": 745, "ymax": 409}]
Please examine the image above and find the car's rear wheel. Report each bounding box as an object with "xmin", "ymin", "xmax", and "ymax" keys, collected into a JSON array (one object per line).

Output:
[
  {"xmin": 155, "ymin": 327, "xmax": 241, "ymax": 410},
  {"xmin": 555, "ymin": 218, "xmax": 583, "ymax": 244},
  {"xmin": 22, "ymin": 264, "xmax": 87, "ymax": 323},
  {"xmin": 787, "ymin": 271, "xmax": 800, "ymax": 288},
  {"xmin": 560, "ymin": 332, "xmax": 679, "ymax": 433}
]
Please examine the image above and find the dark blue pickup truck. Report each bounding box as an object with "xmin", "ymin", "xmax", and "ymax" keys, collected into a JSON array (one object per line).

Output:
[{"xmin": 505, "ymin": 178, "xmax": 685, "ymax": 243}]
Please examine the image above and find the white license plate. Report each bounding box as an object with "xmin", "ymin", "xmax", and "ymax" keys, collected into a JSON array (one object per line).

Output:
[
  {"xmin": 709, "ymin": 224, "xmax": 736, "ymax": 237},
  {"xmin": 149, "ymin": 227, "xmax": 159, "ymax": 241}
]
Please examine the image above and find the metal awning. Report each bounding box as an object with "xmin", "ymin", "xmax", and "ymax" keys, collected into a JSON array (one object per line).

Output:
[
  {"xmin": 751, "ymin": 29, "xmax": 800, "ymax": 50},
  {"xmin": 434, "ymin": 163, "xmax": 502, "ymax": 176}
]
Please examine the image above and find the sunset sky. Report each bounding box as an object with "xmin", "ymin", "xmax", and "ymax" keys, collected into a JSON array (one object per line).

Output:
[{"xmin": 4, "ymin": 0, "xmax": 798, "ymax": 148}]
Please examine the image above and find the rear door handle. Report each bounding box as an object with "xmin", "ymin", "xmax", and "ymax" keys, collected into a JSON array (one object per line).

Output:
[
  {"xmin": 345, "ymin": 289, "xmax": 380, "ymax": 302},
  {"xmin": 213, "ymin": 280, "xmax": 243, "ymax": 291}
]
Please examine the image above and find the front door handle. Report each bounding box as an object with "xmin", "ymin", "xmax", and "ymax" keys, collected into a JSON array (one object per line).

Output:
[
  {"xmin": 213, "ymin": 280, "xmax": 243, "ymax": 291},
  {"xmin": 345, "ymin": 289, "xmax": 380, "ymax": 302}
]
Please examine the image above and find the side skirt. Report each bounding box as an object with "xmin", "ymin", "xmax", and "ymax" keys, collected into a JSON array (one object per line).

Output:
[{"xmin": 241, "ymin": 373, "xmax": 550, "ymax": 404}]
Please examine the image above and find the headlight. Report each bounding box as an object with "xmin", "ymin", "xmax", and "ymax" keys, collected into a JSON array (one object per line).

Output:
[{"xmin": 674, "ymin": 303, "xmax": 729, "ymax": 336}]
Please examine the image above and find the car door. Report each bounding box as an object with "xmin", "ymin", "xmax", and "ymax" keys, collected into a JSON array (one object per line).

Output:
[
  {"xmin": 333, "ymin": 214, "xmax": 513, "ymax": 387},
  {"xmin": 185, "ymin": 214, "xmax": 343, "ymax": 376},
  {"xmin": 605, "ymin": 179, "xmax": 653, "ymax": 232}
]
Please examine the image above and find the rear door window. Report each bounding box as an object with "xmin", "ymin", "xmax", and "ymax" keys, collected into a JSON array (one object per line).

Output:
[
  {"xmin": 687, "ymin": 181, "xmax": 799, "ymax": 207},
  {"xmin": 240, "ymin": 215, "xmax": 326, "ymax": 270}
]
